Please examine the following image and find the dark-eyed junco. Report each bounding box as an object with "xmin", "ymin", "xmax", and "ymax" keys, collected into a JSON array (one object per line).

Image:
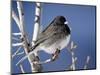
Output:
[{"xmin": 17, "ymin": 16, "xmax": 71, "ymax": 65}]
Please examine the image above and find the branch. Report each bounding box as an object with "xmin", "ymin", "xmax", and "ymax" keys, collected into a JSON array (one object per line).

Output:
[
  {"xmin": 32, "ymin": 2, "xmax": 41, "ymax": 45},
  {"xmin": 12, "ymin": 37, "xmax": 20, "ymax": 41},
  {"xmin": 30, "ymin": 2, "xmax": 42, "ymax": 72},
  {"xmin": 12, "ymin": 10, "xmax": 21, "ymax": 31},
  {"xmin": 17, "ymin": 1, "xmax": 35, "ymax": 72},
  {"xmin": 12, "ymin": 42, "xmax": 23, "ymax": 47},
  {"xmin": 68, "ymin": 57, "xmax": 77, "ymax": 70},
  {"xmin": 16, "ymin": 1, "xmax": 42, "ymax": 72}
]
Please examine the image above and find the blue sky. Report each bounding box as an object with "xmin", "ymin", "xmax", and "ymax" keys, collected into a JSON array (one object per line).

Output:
[{"xmin": 12, "ymin": 1, "xmax": 96, "ymax": 74}]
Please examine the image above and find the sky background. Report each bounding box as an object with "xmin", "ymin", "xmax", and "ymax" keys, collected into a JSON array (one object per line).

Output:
[{"xmin": 11, "ymin": 1, "xmax": 96, "ymax": 74}]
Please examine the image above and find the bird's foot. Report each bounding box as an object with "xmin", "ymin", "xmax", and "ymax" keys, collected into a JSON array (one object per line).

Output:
[
  {"xmin": 33, "ymin": 56, "xmax": 40, "ymax": 64},
  {"xmin": 51, "ymin": 49, "xmax": 60, "ymax": 61}
]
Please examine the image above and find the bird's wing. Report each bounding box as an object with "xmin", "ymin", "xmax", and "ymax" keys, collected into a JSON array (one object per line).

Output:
[
  {"xmin": 36, "ymin": 23, "xmax": 59, "ymax": 42},
  {"xmin": 35, "ymin": 20, "xmax": 57, "ymax": 45}
]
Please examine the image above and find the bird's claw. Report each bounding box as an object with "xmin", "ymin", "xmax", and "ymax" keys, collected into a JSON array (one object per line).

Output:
[{"xmin": 51, "ymin": 49, "xmax": 60, "ymax": 61}]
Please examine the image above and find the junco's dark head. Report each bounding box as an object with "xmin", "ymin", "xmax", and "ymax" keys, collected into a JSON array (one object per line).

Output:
[{"xmin": 54, "ymin": 16, "xmax": 66, "ymax": 24}]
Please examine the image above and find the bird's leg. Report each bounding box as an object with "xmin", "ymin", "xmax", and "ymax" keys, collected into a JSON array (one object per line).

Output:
[
  {"xmin": 32, "ymin": 55, "xmax": 40, "ymax": 64},
  {"xmin": 51, "ymin": 49, "xmax": 60, "ymax": 61},
  {"xmin": 34, "ymin": 56, "xmax": 40, "ymax": 61}
]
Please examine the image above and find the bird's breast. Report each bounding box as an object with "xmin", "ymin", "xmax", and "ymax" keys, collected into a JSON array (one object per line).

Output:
[{"xmin": 40, "ymin": 34, "xmax": 71, "ymax": 54}]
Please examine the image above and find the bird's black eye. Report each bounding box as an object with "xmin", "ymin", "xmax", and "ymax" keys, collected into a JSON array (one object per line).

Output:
[
  {"xmin": 60, "ymin": 16, "xmax": 66, "ymax": 23},
  {"xmin": 54, "ymin": 16, "xmax": 66, "ymax": 24}
]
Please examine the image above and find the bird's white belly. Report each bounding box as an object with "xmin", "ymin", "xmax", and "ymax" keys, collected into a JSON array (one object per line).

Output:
[{"xmin": 40, "ymin": 35, "xmax": 71, "ymax": 54}]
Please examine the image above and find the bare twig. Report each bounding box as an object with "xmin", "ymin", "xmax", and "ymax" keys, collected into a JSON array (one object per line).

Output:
[
  {"xmin": 17, "ymin": 51, "xmax": 24, "ymax": 56},
  {"xmin": 19, "ymin": 64, "xmax": 25, "ymax": 73},
  {"xmin": 84, "ymin": 56, "xmax": 90, "ymax": 69},
  {"xmin": 32, "ymin": 2, "xmax": 41, "ymax": 45},
  {"xmin": 12, "ymin": 33, "xmax": 22, "ymax": 36},
  {"xmin": 12, "ymin": 37, "xmax": 20, "ymax": 41},
  {"xmin": 68, "ymin": 57, "xmax": 77, "ymax": 70},
  {"xmin": 68, "ymin": 41, "xmax": 77, "ymax": 70},
  {"xmin": 12, "ymin": 46, "xmax": 22, "ymax": 58},
  {"xmin": 17, "ymin": 1, "xmax": 39, "ymax": 73},
  {"xmin": 12, "ymin": 42, "xmax": 23, "ymax": 47},
  {"xmin": 12, "ymin": 10, "xmax": 21, "ymax": 31}
]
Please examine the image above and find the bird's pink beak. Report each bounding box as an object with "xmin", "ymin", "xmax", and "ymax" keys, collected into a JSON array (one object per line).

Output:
[{"xmin": 64, "ymin": 21, "xmax": 68, "ymax": 24}]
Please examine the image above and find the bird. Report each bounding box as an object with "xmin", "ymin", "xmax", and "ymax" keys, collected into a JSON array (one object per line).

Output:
[{"xmin": 17, "ymin": 16, "xmax": 71, "ymax": 65}]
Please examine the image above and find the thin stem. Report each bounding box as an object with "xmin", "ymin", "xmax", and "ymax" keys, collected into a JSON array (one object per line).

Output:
[
  {"xmin": 12, "ymin": 33, "xmax": 22, "ymax": 36},
  {"xmin": 19, "ymin": 64, "xmax": 25, "ymax": 73},
  {"xmin": 84, "ymin": 56, "xmax": 90, "ymax": 69},
  {"xmin": 17, "ymin": 51, "xmax": 24, "ymax": 56},
  {"xmin": 12, "ymin": 37, "xmax": 20, "ymax": 41},
  {"xmin": 12, "ymin": 46, "xmax": 22, "ymax": 58},
  {"xmin": 12, "ymin": 10, "xmax": 21, "ymax": 31}
]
